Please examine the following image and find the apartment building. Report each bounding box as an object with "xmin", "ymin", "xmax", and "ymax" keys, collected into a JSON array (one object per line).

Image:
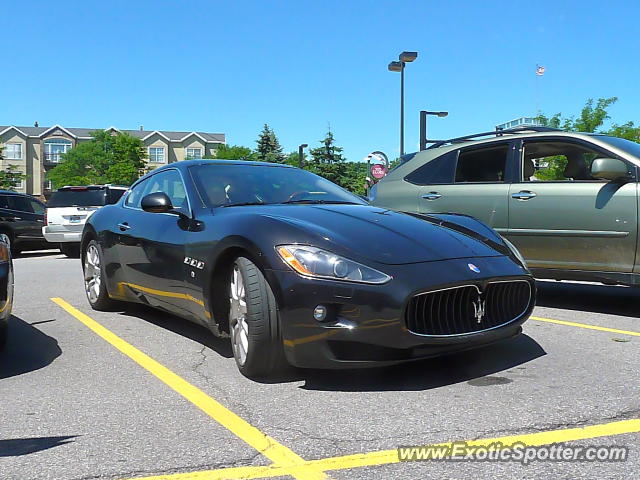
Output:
[{"xmin": 0, "ymin": 124, "xmax": 226, "ymax": 196}]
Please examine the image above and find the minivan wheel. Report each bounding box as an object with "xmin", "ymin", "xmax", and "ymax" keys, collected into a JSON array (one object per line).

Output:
[
  {"xmin": 83, "ymin": 240, "xmax": 120, "ymax": 311},
  {"xmin": 228, "ymin": 256, "xmax": 287, "ymax": 378}
]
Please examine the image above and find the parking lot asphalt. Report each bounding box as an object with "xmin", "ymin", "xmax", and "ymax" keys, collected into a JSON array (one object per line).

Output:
[{"xmin": 0, "ymin": 252, "xmax": 638, "ymax": 480}]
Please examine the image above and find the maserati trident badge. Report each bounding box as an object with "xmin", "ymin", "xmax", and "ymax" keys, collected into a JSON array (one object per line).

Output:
[
  {"xmin": 468, "ymin": 263, "xmax": 481, "ymax": 273},
  {"xmin": 472, "ymin": 297, "xmax": 486, "ymax": 324}
]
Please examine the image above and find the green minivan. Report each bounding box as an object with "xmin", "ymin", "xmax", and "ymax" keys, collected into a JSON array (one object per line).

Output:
[{"xmin": 371, "ymin": 128, "xmax": 640, "ymax": 286}]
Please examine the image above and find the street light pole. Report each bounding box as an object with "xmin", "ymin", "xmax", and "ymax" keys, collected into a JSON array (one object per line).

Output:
[
  {"xmin": 388, "ymin": 51, "xmax": 417, "ymax": 156},
  {"xmin": 419, "ymin": 110, "xmax": 449, "ymax": 150}
]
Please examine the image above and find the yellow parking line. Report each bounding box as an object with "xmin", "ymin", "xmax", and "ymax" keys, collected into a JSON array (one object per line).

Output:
[
  {"xmin": 122, "ymin": 418, "xmax": 640, "ymax": 480},
  {"xmin": 51, "ymin": 298, "xmax": 327, "ymax": 480},
  {"xmin": 531, "ymin": 315, "xmax": 640, "ymax": 337}
]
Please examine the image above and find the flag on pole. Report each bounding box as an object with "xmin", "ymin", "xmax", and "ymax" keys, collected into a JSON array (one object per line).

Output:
[{"xmin": 536, "ymin": 65, "xmax": 546, "ymax": 76}]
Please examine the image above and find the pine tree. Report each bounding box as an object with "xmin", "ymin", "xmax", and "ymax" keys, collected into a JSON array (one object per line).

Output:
[
  {"xmin": 306, "ymin": 129, "xmax": 347, "ymax": 184},
  {"xmin": 255, "ymin": 124, "xmax": 284, "ymax": 163}
]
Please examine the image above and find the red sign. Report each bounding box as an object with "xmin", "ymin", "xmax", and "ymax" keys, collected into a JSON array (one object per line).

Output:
[{"xmin": 371, "ymin": 164, "xmax": 387, "ymax": 179}]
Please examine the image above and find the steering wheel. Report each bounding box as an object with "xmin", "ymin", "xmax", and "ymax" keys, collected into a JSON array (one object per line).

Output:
[{"xmin": 285, "ymin": 191, "xmax": 311, "ymax": 202}]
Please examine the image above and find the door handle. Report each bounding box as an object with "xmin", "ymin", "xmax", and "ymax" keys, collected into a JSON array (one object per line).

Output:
[
  {"xmin": 117, "ymin": 222, "xmax": 131, "ymax": 231},
  {"xmin": 421, "ymin": 192, "xmax": 442, "ymax": 200},
  {"xmin": 511, "ymin": 191, "xmax": 537, "ymax": 200}
]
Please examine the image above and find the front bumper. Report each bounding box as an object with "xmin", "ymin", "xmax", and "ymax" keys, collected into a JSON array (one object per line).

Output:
[{"xmin": 265, "ymin": 255, "xmax": 535, "ymax": 369}]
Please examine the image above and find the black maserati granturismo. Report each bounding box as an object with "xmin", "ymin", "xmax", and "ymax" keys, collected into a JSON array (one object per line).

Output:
[{"xmin": 81, "ymin": 160, "xmax": 535, "ymax": 378}]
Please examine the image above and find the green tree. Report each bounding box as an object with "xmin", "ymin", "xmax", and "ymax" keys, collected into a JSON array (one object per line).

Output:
[
  {"xmin": 255, "ymin": 124, "xmax": 284, "ymax": 163},
  {"xmin": 306, "ymin": 130, "xmax": 348, "ymax": 185},
  {"xmin": 209, "ymin": 144, "xmax": 256, "ymax": 161},
  {"xmin": 47, "ymin": 130, "xmax": 147, "ymax": 188}
]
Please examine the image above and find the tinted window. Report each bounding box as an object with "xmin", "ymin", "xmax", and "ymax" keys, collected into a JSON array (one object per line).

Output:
[
  {"xmin": 190, "ymin": 164, "xmax": 365, "ymax": 207},
  {"xmin": 455, "ymin": 144, "xmax": 509, "ymax": 183},
  {"xmin": 48, "ymin": 189, "xmax": 108, "ymax": 207},
  {"xmin": 0, "ymin": 196, "xmax": 9, "ymax": 209},
  {"xmin": 107, "ymin": 188, "xmax": 126, "ymax": 204},
  {"xmin": 6, "ymin": 196, "xmax": 33, "ymax": 212},
  {"xmin": 404, "ymin": 150, "xmax": 457, "ymax": 185},
  {"xmin": 125, "ymin": 179, "xmax": 149, "ymax": 208},
  {"xmin": 29, "ymin": 199, "xmax": 46, "ymax": 215}
]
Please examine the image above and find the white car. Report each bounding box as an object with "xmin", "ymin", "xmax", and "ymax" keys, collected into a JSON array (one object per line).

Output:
[{"xmin": 43, "ymin": 185, "xmax": 127, "ymax": 256}]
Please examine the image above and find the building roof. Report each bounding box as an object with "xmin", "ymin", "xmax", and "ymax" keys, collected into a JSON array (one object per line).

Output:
[{"xmin": 0, "ymin": 125, "xmax": 225, "ymax": 143}]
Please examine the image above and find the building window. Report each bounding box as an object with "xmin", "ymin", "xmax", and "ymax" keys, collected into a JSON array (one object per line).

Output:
[
  {"xmin": 4, "ymin": 143, "xmax": 23, "ymax": 160},
  {"xmin": 149, "ymin": 147, "xmax": 165, "ymax": 163},
  {"xmin": 14, "ymin": 178, "xmax": 24, "ymax": 190},
  {"xmin": 185, "ymin": 147, "xmax": 202, "ymax": 159},
  {"xmin": 44, "ymin": 180, "xmax": 53, "ymax": 191},
  {"xmin": 44, "ymin": 138, "xmax": 72, "ymax": 163}
]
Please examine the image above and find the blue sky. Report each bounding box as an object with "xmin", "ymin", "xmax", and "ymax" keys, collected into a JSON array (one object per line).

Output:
[{"xmin": 3, "ymin": 0, "xmax": 639, "ymax": 161}]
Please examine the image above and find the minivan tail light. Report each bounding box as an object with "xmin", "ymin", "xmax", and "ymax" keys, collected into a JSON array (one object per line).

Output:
[{"xmin": 44, "ymin": 210, "xmax": 48, "ymax": 226}]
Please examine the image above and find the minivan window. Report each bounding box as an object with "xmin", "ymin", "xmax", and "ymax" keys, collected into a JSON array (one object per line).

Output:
[
  {"xmin": 6, "ymin": 196, "xmax": 33, "ymax": 212},
  {"xmin": 48, "ymin": 190, "xmax": 108, "ymax": 207},
  {"xmin": 455, "ymin": 144, "xmax": 509, "ymax": 183}
]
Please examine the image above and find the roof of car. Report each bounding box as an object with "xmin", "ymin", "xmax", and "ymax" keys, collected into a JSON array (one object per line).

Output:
[{"xmin": 169, "ymin": 159, "xmax": 295, "ymax": 168}]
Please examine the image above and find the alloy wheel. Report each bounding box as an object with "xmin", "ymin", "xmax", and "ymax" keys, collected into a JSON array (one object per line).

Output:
[
  {"xmin": 84, "ymin": 244, "xmax": 101, "ymax": 303},
  {"xmin": 229, "ymin": 265, "xmax": 249, "ymax": 365}
]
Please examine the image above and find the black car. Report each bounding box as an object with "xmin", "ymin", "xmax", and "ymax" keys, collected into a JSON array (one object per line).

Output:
[
  {"xmin": 82, "ymin": 160, "xmax": 535, "ymax": 378},
  {"xmin": 0, "ymin": 234, "xmax": 14, "ymax": 351},
  {"xmin": 0, "ymin": 190, "xmax": 48, "ymax": 254}
]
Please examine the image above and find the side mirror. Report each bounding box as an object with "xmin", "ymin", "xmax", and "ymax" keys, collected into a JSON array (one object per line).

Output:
[
  {"xmin": 591, "ymin": 158, "xmax": 630, "ymax": 181},
  {"xmin": 141, "ymin": 192, "xmax": 173, "ymax": 213}
]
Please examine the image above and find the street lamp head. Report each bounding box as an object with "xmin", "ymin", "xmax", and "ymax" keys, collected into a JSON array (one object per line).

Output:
[
  {"xmin": 436, "ymin": 111, "xmax": 449, "ymax": 118},
  {"xmin": 399, "ymin": 51, "xmax": 418, "ymax": 63},
  {"xmin": 299, "ymin": 143, "xmax": 308, "ymax": 148},
  {"xmin": 388, "ymin": 61, "xmax": 402, "ymax": 72}
]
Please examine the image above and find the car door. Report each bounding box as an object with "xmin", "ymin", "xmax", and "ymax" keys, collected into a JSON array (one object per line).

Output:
[
  {"xmin": 417, "ymin": 141, "xmax": 516, "ymax": 232},
  {"xmin": 506, "ymin": 138, "xmax": 638, "ymax": 273},
  {"xmin": 112, "ymin": 169, "xmax": 193, "ymax": 317},
  {"xmin": 5, "ymin": 195, "xmax": 43, "ymax": 243}
]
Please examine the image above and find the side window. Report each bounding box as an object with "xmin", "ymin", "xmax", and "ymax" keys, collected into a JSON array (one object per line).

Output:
[
  {"xmin": 404, "ymin": 150, "xmax": 457, "ymax": 185},
  {"xmin": 125, "ymin": 179, "xmax": 149, "ymax": 209},
  {"xmin": 107, "ymin": 188, "xmax": 126, "ymax": 205},
  {"xmin": 455, "ymin": 144, "xmax": 509, "ymax": 183},
  {"xmin": 521, "ymin": 141, "xmax": 625, "ymax": 182},
  {"xmin": 0, "ymin": 196, "xmax": 9, "ymax": 209},
  {"xmin": 29, "ymin": 199, "xmax": 45, "ymax": 215},
  {"xmin": 141, "ymin": 170, "xmax": 189, "ymax": 212},
  {"xmin": 7, "ymin": 196, "xmax": 33, "ymax": 213}
]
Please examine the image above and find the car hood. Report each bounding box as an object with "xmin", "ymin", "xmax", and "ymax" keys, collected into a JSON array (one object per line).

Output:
[{"xmin": 254, "ymin": 204, "xmax": 507, "ymax": 265}]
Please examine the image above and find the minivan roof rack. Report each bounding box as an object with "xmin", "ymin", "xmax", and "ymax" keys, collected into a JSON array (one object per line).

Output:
[{"xmin": 426, "ymin": 126, "xmax": 563, "ymax": 149}]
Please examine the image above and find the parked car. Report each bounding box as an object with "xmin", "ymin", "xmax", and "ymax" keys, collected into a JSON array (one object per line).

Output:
[
  {"xmin": 371, "ymin": 127, "xmax": 640, "ymax": 287},
  {"xmin": 81, "ymin": 160, "xmax": 534, "ymax": 378},
  {"xmin": 0, "ymin": 190, "xmax": 48, "ymax": 254},
  {"xmin": 43, "ymin": 185, "xmax": 127, "ymax": 257},
  {"xmin": 0, "ymin": 234, "xmax": 14, "ymax": 351}
]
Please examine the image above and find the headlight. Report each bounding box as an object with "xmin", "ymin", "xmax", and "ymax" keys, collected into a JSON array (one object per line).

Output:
[
  {"xmin": 501, "ymin": 236, "xmax": 527, "ymax": 268},
  {"xmin": 276, "ymin": 245, "xmax": 391, "ymax": 284}
]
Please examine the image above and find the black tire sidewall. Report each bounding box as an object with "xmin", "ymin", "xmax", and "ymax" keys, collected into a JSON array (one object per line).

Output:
[
  {"xmin": 232, "ymin": 256, "xmax": 286, "ymax": 378},
  {"xmin": 83, "ymin": 240, "xmax": 118, "ymax": 311}
]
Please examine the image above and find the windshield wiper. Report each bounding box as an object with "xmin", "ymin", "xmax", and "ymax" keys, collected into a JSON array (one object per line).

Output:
[
  {"xmin": 280, "ymin": 199, "xmax": 361, "ymax": 205},
  {"xmin": 220, "ymin": 201, "xmax": 271, "ymax": 207}
]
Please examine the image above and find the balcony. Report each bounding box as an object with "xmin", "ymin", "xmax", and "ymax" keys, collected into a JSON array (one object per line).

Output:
[{"xmin": 43, "ymin": 153, "xmax": 63, "ymax": 166}]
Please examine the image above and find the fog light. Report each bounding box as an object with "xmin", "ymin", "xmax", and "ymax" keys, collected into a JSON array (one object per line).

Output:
[{"xmin": 313, "ymin": 305, "xmax": 328, "ymax": 322}]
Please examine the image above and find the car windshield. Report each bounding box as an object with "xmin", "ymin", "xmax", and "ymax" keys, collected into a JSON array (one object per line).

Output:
[
  {"xmin": 599, "ymin": 136, "xmax": 640, "ymax": 159},
  {"xmin": 190, "ymin": 164, "xmax": 367, "ymax": 207},
  {"xmin": 47, "ymin": 189, "xmax": 108, "ymax": 207}
]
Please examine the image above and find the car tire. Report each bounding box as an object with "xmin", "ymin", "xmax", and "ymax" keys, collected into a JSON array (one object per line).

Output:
[
  {"xmin": 228, "ymin": 256, "xmax": 288, "ymax": 378},
  {"xmin": 60, "ymin": 243, "xmax": 81, "ymax": 258},
  {"xmin": 83, "ymin": 240, "xmax": 120, "ymax": 311}
]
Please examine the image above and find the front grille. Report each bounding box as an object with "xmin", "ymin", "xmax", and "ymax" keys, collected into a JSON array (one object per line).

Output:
[{"xmin": 405, "ymin": 281, "xmax": 531, "ymax": 336}]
